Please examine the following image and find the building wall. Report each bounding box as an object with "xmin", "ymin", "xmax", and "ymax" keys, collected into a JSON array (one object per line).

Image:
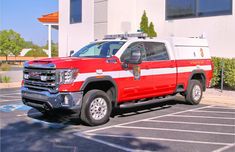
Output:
[
  {"xmin": 94, "ymin": 0, "xmax": 108, "ymax": 40},
  {"xmin": 59, "ymin": 0, "xmax": 235, "ymax": 58},
  {"xmin": 107, "ymin": 0, "xmax": 137, "ymax": 34},
  {"xmin": 59, "ymin": 0, "xmax": 94, "ymax": 57},
  {"xmin": 161, "ymin": 1, "xmax": 235, "ymax": 58},
  {"xmin": 106, "ymin": 0, "xmax": 235, "ymax": 58}
]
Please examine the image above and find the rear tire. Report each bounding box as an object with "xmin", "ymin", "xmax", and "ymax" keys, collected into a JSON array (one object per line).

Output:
[
  {"xmin": 185, "ymin": 80, "xmax": 203, "ymax": 105},
  {"xmin": 80, "ymin": 90, "xmax": 112, "ymax": 126}
]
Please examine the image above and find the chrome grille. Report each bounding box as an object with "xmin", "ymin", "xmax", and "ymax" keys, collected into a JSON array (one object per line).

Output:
[{"xmin": 23, "ymin": 68, "xmax": 58, "ymax": 92}]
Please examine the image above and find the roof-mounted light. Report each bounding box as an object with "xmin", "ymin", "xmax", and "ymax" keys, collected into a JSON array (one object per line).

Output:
[{"xmin": 104, "ymin": 32, "xmax": 147, "ymax": 40}]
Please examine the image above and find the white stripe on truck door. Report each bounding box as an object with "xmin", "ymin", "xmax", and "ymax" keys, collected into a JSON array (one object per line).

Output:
[{"xmin": 74, "ymin": 65, "xmax": 211, "ymax": 82}]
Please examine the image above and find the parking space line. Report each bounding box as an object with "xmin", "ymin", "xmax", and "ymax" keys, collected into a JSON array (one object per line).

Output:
[
  {"xmin": 0, "ymin": 99, "xmax": 21, "ymax": 102},
  {"xmin": 169, "ymin": 115, "xmax": 235, "ymax": 120},
  {"xmin": 194, "ymin": 110, "xmax": 235, "ymax": 114},
  {"xmin": 0, "ymin": 93, "xmax": 21, "ymax": 96},
  {"xmin": 75, "ymin": 133, "xmax": 134, "ymax": 152},
  {"xmin": 0, "ymin": 96, "xmax": 21, "ymax": 98},
  {"xmin": 17, "ymin": 112, "xmax": 41, "ymax": 117},
  {"xmin": 84, "ymin": 105, "xmax": 214, "ymax": 134},
  {"xmin": 144, "ymin": 120, "xmax": 235, "ymax": 127},
  {"xmin": 86, "ymin": 133, "xmax": 231, "ymax": 146},
  {"xmin": 208, "ymin": 107, "xmax": 235, "ymax": 110},
  {"xmin": 213, "ymin": 143, "xmax": 235, "ymax": 152},
  {"xmin": 115, "ymin": 126, "xmax": 235, "ymax": 135}
]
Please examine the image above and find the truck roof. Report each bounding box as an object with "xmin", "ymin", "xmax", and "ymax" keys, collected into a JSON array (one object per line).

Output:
[{"xmin": 97, "ymin": 36, "xmax": 208, "ymax": 48}]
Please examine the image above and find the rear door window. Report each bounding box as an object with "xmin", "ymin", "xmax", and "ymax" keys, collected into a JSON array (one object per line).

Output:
[{"xmin": 143, "ymin": 42, "xmax": 169, "ymax": 61}]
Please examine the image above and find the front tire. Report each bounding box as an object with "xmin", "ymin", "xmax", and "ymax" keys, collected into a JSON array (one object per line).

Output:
[
  {"xmin": 185, "ymin": 80, "xmax": 203, "ymax": 105},
  {"xmin": 80, "ymin": 90, "xmax": 112, "ymax": 126}
]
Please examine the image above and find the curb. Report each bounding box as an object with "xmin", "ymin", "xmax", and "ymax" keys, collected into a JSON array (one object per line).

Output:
[{"xmin": 0, "ymin": 82, "xmax": 21, "ymax": 89}]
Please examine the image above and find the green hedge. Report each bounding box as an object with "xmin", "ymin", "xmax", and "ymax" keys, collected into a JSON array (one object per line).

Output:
[
  {"xmin": 25, "ymin": 50, "xmax": 48, "ymax": 57},
  {"xmin": 211, "ymin": 57, "xmax": 235, "ymax": 90}
]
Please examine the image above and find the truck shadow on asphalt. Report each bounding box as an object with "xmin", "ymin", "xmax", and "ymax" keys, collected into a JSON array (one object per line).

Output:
[
  {"xmin": 27, "ymin": 97, "xmax": 189, "ymax": 126},
  {"xmin": 1, "ymin": 99, "xmax": 188, "ymax": 151},
  {"xmin": 1, "ymin": 120, "xmax": 170, "ymax": 152}
]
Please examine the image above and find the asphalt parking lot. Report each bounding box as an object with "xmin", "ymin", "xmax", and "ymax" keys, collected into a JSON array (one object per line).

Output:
[{"xmin": 1, "ymin": 88, "xmax": 235, "ymax": 152}]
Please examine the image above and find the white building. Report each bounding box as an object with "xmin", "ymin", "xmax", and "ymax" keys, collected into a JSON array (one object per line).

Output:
[{"xmin": 39, "ymin": 0, "xmax": 235, "ymax": 58}]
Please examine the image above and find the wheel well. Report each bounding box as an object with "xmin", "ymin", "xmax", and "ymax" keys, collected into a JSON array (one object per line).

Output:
[
  {"xmin": 191, "ymin": 73, "xmax": 206, "ymax": 91},
  {"xmin": 83, "ymin": 80, "xmax": 117, "ymax": 103}
]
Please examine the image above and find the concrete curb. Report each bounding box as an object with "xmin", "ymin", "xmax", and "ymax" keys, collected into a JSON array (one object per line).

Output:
[{"xmin": 0, "ymin": 82, "xmax": 21, "ymax": 89}]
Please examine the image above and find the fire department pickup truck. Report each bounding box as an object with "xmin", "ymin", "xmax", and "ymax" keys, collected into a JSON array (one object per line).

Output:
[{"xmin": 21, "ymin": 33, "xmax": 213, "ymax": 126}]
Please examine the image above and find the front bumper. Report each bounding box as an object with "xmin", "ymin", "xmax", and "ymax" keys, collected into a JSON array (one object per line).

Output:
[{"xmin": 21, "ymin": 87, "xmax": 83, "ymax": 113}]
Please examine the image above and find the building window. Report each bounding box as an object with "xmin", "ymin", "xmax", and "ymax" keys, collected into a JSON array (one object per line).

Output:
[
  {"xmin": 166, "ymin": 0, "xmax": 232, "ymax": 20},
  {"xmin": 70, "ymin": 0, "xmax": 82, "ymax": 24}
]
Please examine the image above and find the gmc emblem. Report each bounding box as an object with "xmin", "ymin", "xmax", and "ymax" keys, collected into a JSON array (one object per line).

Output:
[{"xmin": 29, "ymin": 72, "xmax": 40, "ymax": 78}]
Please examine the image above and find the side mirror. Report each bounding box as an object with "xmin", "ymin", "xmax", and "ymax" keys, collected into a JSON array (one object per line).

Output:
[
  {"xmin": 124, "ymin": 49, "xmax": 142, "ymax": 65},
  {"xmin": 69, "ymin": 50, "xmax": 74, "ymax": 57}
]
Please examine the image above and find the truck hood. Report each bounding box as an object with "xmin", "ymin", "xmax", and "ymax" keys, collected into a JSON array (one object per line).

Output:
[{"xmin": 27, "ymin": 57, "xmax": 119, "ymax": 72}]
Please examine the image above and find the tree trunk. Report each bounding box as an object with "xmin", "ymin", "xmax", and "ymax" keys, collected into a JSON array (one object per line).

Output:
[
  {"xmin": 5, "ymin": 55, "xmax": 8, "ymax": 64},
  {"xmin": 14, "ymin": 55, "xmax": 17, "ymax": 65}
]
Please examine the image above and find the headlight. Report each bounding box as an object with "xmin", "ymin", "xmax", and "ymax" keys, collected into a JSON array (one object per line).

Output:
[{"xmin": 59, "ymin": 69, "xmax": 78, "ymax": 84}]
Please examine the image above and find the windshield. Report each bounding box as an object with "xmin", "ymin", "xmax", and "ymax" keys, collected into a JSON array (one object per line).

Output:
[{"xmin": 72, "ymin": 41, "xmax": 126, "ymax": 58}]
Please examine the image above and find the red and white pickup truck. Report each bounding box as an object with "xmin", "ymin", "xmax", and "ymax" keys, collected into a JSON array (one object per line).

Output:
[{"xmin": 21, "ymin": 33, "xmax": 213, "ymax": 126}]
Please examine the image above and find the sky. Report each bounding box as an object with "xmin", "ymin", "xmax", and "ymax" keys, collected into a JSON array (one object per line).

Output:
[{"xmin": 0, "ymin": 0, "xmax": 58, "ymax": 46}]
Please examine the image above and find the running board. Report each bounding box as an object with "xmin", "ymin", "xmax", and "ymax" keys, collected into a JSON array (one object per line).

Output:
[{"xmin": 119, "ymin": 96, "xmax": 175, "ymax": 109}]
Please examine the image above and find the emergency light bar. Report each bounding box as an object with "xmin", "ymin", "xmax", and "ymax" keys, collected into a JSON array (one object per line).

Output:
[{"xmin": 104, "ymin": 33, "xmax": 147, "ymax": 40}]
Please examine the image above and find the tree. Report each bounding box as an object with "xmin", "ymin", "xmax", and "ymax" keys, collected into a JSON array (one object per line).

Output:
[
  {"xmin": 24, "ymin": 45, "xmax": 48, "ymax": 57},
  {"xmin": 24, "ymin": 41, "xmax": 35, "ymax": 48},
  {"xmin": 140, "ymin": 11, "xmax": 157, "ymax": 38},
  {"xmin": 0, "ymin": 30, "xmax": 25, "ymax": 61},
  {"xmin": 43, "ymin": 41, "xmax": 58, "ymax": 57},
  {"xmin": 140, "ymin": 10, "xmax": 149, "ymax": 34},
  {"xmin": 51, "ymin": 42, "xmax": 58, "ymax": 57},
  {"xmin": 148, "ymin": 22, "xmax": 157, "ymax": 38}
]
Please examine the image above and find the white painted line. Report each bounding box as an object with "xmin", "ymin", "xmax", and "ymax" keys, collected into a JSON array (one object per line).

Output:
[
  {"xmin": 115, "ymin": 126, "xmax": 235, "ymax": 136},
  {"xmin": 169, "ymin": 115, "xmax": 235, "ymax": 120},
  {"xmin": 144, "ymin": 120, "xmax": 235, "ymax": 127},
  {"xmin": 208, "ymin": 107, "xmax": 235, "ymax": 110},
  {"xmin": 194, "ymin": 110, "xmax": 235, "ymax": 114},
  {"xmin": 213, "ymin": 143, "xmax": 235, "ymax": 152},
  {"xmin": 0, "ymin": 96, "xmax": 21, "ymax": 99},
  {"xmin": 0, "ymin": 99, "xmax": 21, "ymax": 102},
  {"xmin": 52, "ymin": 142, "xmax": 78, "ymax": 151},
  {"xmin": 17, "ymin": 112, "xmax": 41, "ymax": 117},
  {"xmin": 84, "ymin": 105, "xmax": 214, "ymax": 134},
  {"xmin": 0, "ymin": 93, "xmax": 21, "ymax": 96},
  {"xmin": 86, "ymin": 133, "xmax": 231, "ymax": 146},
  {"xmin": 74, "ymin": 132, "xmax": 137, "ymax": 152}
]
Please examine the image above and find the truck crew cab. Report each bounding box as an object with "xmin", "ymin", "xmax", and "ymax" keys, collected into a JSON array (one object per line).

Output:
[{"xmin": 21, "ymin": 33, "xmax": 213, "ymax": 126}]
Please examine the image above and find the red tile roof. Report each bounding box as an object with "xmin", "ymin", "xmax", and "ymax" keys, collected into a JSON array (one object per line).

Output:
[{"xmin": 38, "ymin": 12, "xmax": 58, "ymax": 23}]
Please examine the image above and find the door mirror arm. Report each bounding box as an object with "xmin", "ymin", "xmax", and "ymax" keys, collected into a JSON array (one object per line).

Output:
[{"xmin": 69, "ymin": 50, "xmax": 75, "ymax": 57}]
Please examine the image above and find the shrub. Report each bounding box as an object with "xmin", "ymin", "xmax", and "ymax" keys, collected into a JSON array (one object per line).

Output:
[
  {"xmin": 0, "ymin": 75, "xmax": 11, "ymax": 83},
  {"xmin": 0, "ymin": 63, "xmax": 11, "ymax": 71},
  {"xmin": 25, "ymin": 49, "xmax": 48, "ymax": 57},
  {"xmin": 211, "ymin": 57, "xmax": 235, "ymax": 90}
]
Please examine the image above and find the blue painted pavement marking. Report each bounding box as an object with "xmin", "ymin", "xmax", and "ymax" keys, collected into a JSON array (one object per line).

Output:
[{"xmin": 0, "ymin": 104, "xmax": 31, "ymax": 112}]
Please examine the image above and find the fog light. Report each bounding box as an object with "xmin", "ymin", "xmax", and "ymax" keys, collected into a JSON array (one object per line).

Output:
[
  {"xmin": 64, "ymin": 95, "xmax": 69, "ymax": 105},
  {"xmin": 62, "ymin": 95, "xmax": 74, "ymax": 107}
]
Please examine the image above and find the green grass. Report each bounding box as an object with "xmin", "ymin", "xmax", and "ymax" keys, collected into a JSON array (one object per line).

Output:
[{"xmin": 0, "ymin": 64, "xmax": 11, "ymax": 71}]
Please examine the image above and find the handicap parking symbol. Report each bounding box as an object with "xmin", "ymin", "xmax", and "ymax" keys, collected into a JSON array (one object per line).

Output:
[{"xmin": 0, "ymin": 104, "xmax": 31, "ymax": 112}]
